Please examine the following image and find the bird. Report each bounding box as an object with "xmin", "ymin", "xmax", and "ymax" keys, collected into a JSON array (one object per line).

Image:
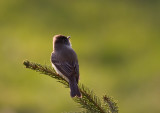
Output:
[{"xmin": 51, "ymin": 35, "xmax": 81, "ymax": 98}]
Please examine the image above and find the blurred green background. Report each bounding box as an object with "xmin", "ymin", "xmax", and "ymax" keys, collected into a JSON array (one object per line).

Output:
[{"xmin": 0, "ymin": 0, "xmax": 160, "ymax": 113}]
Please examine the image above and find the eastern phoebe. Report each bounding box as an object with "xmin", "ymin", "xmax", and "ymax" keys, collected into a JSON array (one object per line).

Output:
[{"xmin": 51, "ymin": 35, "xmax": 81, "ymax": 98}]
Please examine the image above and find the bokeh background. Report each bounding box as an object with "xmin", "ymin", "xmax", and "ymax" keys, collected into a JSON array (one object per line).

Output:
[{"xmin": 0, "ymin": 0, "xmax": 160, "ymax": 113}]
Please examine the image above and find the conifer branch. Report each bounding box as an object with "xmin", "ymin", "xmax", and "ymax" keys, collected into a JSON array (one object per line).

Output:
[
  {"xmin": 23, "ymin": 60, "xmax": 118, "ymax": 113},
  {"xmin": 23, "ymin": 60, "xmax": 69, "ymax": 87},
  {"xmin": 103, "ymin": 95, "xmax": 119, "ymax": 113}
]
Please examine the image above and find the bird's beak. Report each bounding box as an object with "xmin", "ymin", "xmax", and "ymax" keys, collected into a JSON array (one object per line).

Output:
[{"xmin": 67, "ymin": 36, "xmax": 71, "ymax": 39}]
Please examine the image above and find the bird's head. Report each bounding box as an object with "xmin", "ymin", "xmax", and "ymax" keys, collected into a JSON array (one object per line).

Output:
[{"xmin": 53, "ymin": 35, "xmax": 71, "ymax": 47}]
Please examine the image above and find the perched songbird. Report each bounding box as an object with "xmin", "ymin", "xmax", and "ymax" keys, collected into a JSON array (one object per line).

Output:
[{"xmin": 51, "ymin": 35, "xmax": 81, "ymax": 98}]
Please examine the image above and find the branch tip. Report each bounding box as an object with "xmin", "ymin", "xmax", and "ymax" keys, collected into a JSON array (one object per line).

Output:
[{"xmin": 23, "ymin": 60, "xmax": 30, "ymax": 68}]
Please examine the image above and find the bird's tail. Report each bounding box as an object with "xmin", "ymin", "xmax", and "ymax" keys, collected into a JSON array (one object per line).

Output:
[{"xmin": 69, "ymin": 78, "xmax": 81, "ymax": 98}]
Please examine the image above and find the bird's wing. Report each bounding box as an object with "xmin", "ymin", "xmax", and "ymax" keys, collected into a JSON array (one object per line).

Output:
[{"xmin": 51, "ymin": 53, "xmax": 79, "ymax": 82}]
